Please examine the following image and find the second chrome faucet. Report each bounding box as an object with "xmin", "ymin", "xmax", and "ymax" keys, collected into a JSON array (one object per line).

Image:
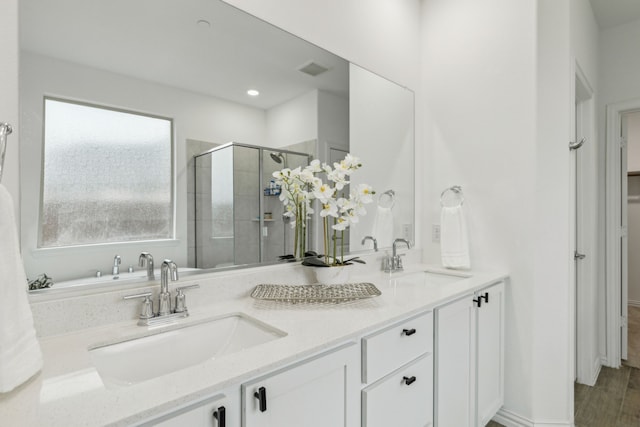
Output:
[
  {"xmin": 138, "ymin": 252, "xmax": 155, "ymax": 280},
  {"xmin": 383, "ymin": 238, "xmax": 412, "ymax": 272}
]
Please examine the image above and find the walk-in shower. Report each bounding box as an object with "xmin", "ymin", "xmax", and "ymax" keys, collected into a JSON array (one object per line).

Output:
[{"xmin": 194, "ymin": 143, "xmax": 310, "ymax": 269}]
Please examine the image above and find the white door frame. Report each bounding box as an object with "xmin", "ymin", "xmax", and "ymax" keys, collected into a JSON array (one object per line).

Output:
[
  {"xmin": 573, "ymin": 63, "xmax": 599, "ymax": 385},
  {"xmin": 605, "ymin": 99, "xmax": 638, "ymax": 367}
]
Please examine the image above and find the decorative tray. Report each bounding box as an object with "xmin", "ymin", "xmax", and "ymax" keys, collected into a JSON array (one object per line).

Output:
[{"xmin": 251, "ymin": 282, "xmax": 381, "ymax": 303}]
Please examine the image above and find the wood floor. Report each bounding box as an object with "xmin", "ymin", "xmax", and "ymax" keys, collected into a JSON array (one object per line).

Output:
[
  {"xmin": 487, "ymin": 306, "xmax": 640, "ymax": 427},
  {"xmin": 627, "ymin": 306, "xmax": 640, "ymax": 369},
  {"xmin": 487, "ymin": 367, "xmax": 640, "ymax": 426},
  {"xmin": 574, "ymin": 366, "xmax": 640, "ymax": 426}
]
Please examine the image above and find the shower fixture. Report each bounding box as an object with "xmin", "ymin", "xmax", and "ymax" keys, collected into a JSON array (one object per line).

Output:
[{"xmin": 270, "ymin": 152, "xmax": 285, "ymax": 164}]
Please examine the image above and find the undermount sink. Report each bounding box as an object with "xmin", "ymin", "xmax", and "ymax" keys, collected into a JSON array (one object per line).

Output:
[
  {"xmin": 89, "ymin": 313, "xmax": 286, "ymax": 387},
  {"xmin": 394, "ymin": 269, "xmax": 472, "ymax": 286}
]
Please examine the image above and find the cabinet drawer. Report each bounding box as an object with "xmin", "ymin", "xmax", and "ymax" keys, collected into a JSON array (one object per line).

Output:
[
  {"xmin": 136, "ymin": 392, "xmax": 235, "ymax": 427},
  {"xmin": 362, "ymin": 311, "xmax": 432, "ymax": 383},
  {"xmin": 362, "ymin": 353, "xmax": 433, "ymax": 427}
]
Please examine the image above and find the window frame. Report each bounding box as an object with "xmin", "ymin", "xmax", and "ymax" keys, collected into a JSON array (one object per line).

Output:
[{"xmin": 38, "ymin": 96, "xmax": 176, "ymax": 249}]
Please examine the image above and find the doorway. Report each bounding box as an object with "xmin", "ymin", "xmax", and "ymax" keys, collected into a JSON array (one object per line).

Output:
[
  {"xmin": 622, "ymin": 111, "xmax": 640, "ymax": 368},
  {"xmin": 604, "ymin": 100, "xmax": 640, "ymax": 368}
]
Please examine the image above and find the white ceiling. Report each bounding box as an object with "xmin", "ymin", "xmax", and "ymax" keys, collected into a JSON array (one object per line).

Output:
[
  {"xmin": 589, "ymin": 0, "xmax": 640, "ymax": 29},
  {"xmin": 20, "ymin": 0, "xmax": 349, "ymax": 110}
]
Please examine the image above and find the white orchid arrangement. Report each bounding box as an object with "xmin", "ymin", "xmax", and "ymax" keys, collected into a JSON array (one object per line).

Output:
[{"xmin": 272, "ymin": 154, "xmax": 374, "ymax": 267}]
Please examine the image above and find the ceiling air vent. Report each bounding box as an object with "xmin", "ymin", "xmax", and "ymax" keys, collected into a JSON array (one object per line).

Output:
[{"xmin": 297, "ymin": 61, "xmax": 330, "ymax": 77}]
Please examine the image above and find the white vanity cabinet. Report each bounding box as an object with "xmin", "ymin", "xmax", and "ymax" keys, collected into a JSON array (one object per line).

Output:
[
  {"xmin": 136, "ymin": 390, "xmax": 238, "ymax": 427},
  {"xmin": 361, "ymin": 311, "xmax": 434, "ymax": 427},
  {"xmin": 241, "ymin": 342, "xmax": 360, "ymax": 427},
  {"xmin": 434, "ymin": 281, "xmax": 505, "ymax": 427},
  {"xmin": 476, "ymin": 281, "xmax": 505, "ymax": 426}
]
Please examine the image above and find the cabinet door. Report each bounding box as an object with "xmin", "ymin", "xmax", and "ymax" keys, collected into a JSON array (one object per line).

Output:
[
  {"xmin": 137, "ymin": 391, "xmax": 238, "ymax": 427},
  {"xmin": 362, "ymin": 353, "xmax": 433, "ymax": 427},
  {"xmin": 476, "ymin": 282, "xmax": 505, "ymax": 426},
  {"xmin": 435, "ymin": 295, "xmax": 476, "ymax": 427},
  {"xmin": 242, "ymin": 343, "xmax": 359, "ymax": 427}
]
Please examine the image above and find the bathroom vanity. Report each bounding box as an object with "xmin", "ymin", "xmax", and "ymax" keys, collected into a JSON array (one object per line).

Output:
[{"xmin": 0, "ymin": 257, "xmax": 506, "ymax": 427}]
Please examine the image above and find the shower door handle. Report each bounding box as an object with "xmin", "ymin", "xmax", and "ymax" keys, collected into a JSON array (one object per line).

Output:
[{"xmin": 574, "ymin": 251, "xmax": 586, "ymax": 260}]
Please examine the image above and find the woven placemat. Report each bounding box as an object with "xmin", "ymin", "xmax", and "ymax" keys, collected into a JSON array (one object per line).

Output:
[{"xmin": 251, "ymin": 283, "xmax": 381, "ymax": 303}]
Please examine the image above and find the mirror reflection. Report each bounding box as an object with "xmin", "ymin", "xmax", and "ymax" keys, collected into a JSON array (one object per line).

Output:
[
  {"xmin": 194, "ymin": 143, "xmax": 311, "ymax": 269},
  {"xmin": 19, "ymin": 0, "xmax": 414, "ymax": 290}
]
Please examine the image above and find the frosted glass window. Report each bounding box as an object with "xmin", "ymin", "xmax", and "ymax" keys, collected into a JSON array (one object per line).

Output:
[{"xmin": 40, "ymin": 98, "xmax": 173, "ymax": 247}]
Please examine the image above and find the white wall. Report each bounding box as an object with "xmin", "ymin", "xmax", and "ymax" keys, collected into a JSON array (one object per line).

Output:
[
  {"xmin": 420, "ymin": 0, "xmax": 599, "ymax": 423},
  {"xmin": 317, "ymin": 90, "xmax": 349, "ymax": 153},
  {"xmin": 266, "ymin": 90, "xmax": 318, "ymax": 149},
  {"xmin": 20, "ymin": 52, "xmax": 267, "ymax": 281},
  {"xmin": 534, "ymin": 1, "xmax": 573, "ymax": 421},
  {"xmin": 600, "ymin": 19, "xmax": 640, "ymax": 108},
  {"xmin": 420, "ymin": 0, "xmax": 538, "ymax": 421}
]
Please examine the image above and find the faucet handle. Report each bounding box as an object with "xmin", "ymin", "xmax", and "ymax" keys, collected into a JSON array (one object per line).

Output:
[
  {"xmin": 123, "ymin": 292, "xmax": 154, "ymax": 320},
  {"xmin": 382, "ymin": 255, "xmax": 393, "ymax": 273},
  {"xmin": 174, "ymin": 284, "xmax": 200, "ymax": 313}
]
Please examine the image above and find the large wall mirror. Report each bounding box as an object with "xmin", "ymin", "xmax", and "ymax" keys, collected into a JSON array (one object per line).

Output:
[{"xmin": 20, "ymin": 0, "xmax": 414, "ymax": 291}]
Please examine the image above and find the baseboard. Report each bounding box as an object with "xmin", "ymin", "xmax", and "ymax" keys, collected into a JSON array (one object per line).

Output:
[
  {"xmin": 629, "ymin": 300, "xmax": 640, "ymax": 308},
  {"xmin": 493, "ymin": 408, "xmax": 534, "ymax": 427},
  {"xmin": 532, "ymin": 423, "xmax": 574, "ymax": 426},
  {"xmin": 590, "ymin": 358, "xmax": 602, "ymax": 386},
  {"xmin": 493, "ymin": 408, "xmax": 574, "ymax": 427}
]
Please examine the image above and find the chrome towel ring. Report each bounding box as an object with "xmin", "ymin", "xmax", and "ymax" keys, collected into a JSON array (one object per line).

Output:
[
  {"xmin": 378, "ymin": 189, "xmax": 395, "ymax": 209},
  {"xmin": 440, "ymin": 185, "xmax": 464, "ymax": 207}
]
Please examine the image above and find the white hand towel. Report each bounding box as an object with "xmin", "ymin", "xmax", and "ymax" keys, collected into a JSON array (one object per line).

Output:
[
  {"xmin": 440, "ymin": 205, "xmax": 470, "ymax": 269},
  {"xmin": 372, "ymin": 206, "xmax": 394, "ymax": 248},
  {"xmin": 0, "ymin": 184, "xmax": 42, "ymax": 393}
]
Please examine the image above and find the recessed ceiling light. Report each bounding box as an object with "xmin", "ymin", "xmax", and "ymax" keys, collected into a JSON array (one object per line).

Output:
[{"xmin": 247, "ymin": 89, "xmax": 260, "ymax": 97}]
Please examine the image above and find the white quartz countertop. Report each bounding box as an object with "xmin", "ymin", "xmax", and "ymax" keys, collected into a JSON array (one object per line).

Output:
[{"xmin": 0, "ymin": 263, "xmax": 507, "ymax": 427}]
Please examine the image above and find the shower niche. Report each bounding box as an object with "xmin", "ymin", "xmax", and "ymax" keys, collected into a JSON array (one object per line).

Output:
[{"xmin": 194, "ymin": 143, "xmax": 310, "ymax": 269}]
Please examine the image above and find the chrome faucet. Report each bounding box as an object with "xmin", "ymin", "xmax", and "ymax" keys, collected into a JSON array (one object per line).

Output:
[
  {"xmin": 158, "ymin": 259, "xmax": 178, "ymax": 316},
  {"xmin": 123, "ymin": 258, "xmax": 200, "ymax": 326},
  {"xmin": 138, "ymin": 252, "xmax": 155, "ymax": 280},
  {"xmin": 112, "ymin": 255, "xmax": 121, "ymax": 276},
  {"xmin": 383, "ymin": 238, "xmax": 412, "ymax": 272},
  {"xmin": 361, "ymin": 236, "xmax": 378, "ymax": 252}
]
